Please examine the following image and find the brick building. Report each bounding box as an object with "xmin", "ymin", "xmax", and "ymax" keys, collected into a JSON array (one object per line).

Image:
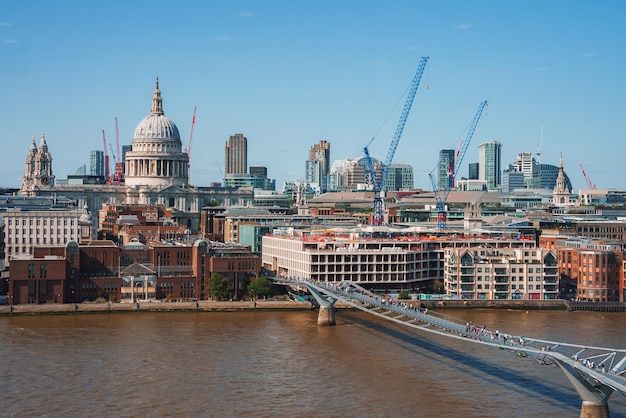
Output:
[
  {"xmin": 540, "ymin": 235, "xmax": 624, "ymax": 302},
  {"xmin": 8, "ymin": 239, "xmax": 260, "ymax": 304}
]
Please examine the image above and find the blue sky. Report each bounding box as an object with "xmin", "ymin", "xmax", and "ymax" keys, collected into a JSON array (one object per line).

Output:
[{"xmin": 1, "ymin": 1, "xmax": 625, "ymax": 191}]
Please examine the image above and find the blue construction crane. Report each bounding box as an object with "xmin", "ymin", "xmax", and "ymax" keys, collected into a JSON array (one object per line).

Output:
[
  {"xmin": 429, "ymin": 100, "xmax": 488, "ymax": 230},
  {"xmin": 364, "ymin": 56, "xmax": 429, "ymax": 226}
]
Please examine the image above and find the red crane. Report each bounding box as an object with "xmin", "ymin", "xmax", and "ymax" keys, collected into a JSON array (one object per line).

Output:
[
  {"xmin": 114, "ymin": 117, "xmax": 122, "ymax": 184},
  {"xmin": 579, "ymin": 163, "xmax": 597, "ymax": 189},
  {"xmin": 102, "ymin": 130, "xmax": 111, "ymax": 185},
  {"xmin": 185, "ymin": 106, "xmax": 197, "ymax": 179}
]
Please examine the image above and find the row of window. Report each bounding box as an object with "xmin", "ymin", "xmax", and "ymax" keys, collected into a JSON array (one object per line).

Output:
[
  {"xmin": 7, "ymin": 234, "xmax": 77, "ymax": 244},
  {"xmin": 7, "ymin": 218, "xmax": 77, "ymax": 226},
  {"xmin": 473, "ymin": 267, "xmax": 544, "ymax": 273},
  {"xmin": 7, "ymin": 228, "xmax": 79, "ymax": 236},
  {"xmin": 471, "ymin": 284, "xmax": 550, "ymax": 291},
  {"xmin": 226, "ymin": 261, "xmax": 256, "ymax": 270}
]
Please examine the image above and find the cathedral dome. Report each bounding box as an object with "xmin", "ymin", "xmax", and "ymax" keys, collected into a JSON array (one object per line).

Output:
[
  {"xmin": 132, "ymin": 77, "xmax": 181, "ymax": 143},
  {"xmin": 124, "ymin": 78, "xmax": 189, "ymax": 188},
  {"xmin": 133, "ymin": 114, "xmax": 180, "ymax": 142}
]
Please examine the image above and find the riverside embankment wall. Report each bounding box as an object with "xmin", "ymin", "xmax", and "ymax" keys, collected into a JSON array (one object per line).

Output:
[
  {"xmin": 418, "ymin": 299, "xmax": 626, "ymax": 312},
  {"xmin": 0, "ymin": 300, "xmax": 314, "ymax": 316},
  {"xmin": 2, "ymin": 299, "xmax": 625, "ymax": 316}
]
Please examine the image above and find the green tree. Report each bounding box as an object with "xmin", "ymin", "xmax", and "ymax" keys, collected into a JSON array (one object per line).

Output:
[
  {"xmin": 398, "ymin": 290, "xmax": 410, "ymax": 300},
  {"xmin": 248, "ymin": 277, "xmax": 273, "ymax": 300},
  {"xmin": 208, "ymin": 274, "xmax": 228, "ymax": 301}
]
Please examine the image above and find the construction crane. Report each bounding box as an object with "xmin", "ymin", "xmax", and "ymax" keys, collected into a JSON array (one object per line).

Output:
[
  {"xmin": 185, "ymin": 106, "xmax": 197, "ymax": 181},
  {"xmin": 429, "ymin": 100, "xmax": 488, "ymax": 230},
  {"xmin": 114, "ymin": 117, "xmax": 122, "ymax": 184},
  {"xmin": 364, "ymin": 56, "xmax": 429, "ymax": 226},
  {"xmin": 536, "ymin": 122, "xmax": 544, "ymax": 164},
  {"xmin": 579, "ymin": 163, "xmax": 597, "ymax": 189},
  {"xmin": 102, "ymin": 129, "xmax": 111, "ymax": 185}
]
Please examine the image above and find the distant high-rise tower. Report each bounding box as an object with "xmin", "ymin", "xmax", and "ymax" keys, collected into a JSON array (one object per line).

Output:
[
  {"xmin": 90, "ymin": 150, "xmax": 105, "ymax": 177},
  {"xmin": 225, "ymin": 133, "xmax": 248, "ymax": 175},
  {"xmin": 305, "ymin": 140, "xmax": 331, "ymax": 194},
  {"xmin": 385, "ymin": 163, "xmax": 414, "ymax": 191},
  {"xmin": 515, "ymin": 152, "xmax": 537, "ymax": 187},
  {"xmin": 468, "ymin": 163, "xmax": 479, "ymax": 180},
  {"xmin": 437, "ymin": 149, "xmax": 455, "ymax": 191},
  {"xmin": 478, "ymin": 141, "xmax": 502, "ymax": 190}
]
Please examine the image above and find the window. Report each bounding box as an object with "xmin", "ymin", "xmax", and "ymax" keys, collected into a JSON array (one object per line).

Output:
[{"xmin": 28, "ymin": 264, "xmax": 36, "ymax": 279}]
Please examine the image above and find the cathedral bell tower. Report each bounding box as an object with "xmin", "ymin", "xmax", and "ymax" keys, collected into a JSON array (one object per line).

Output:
[{"xmin": 21, "ymin": 133, "xmax": 55, "ymax": 194}]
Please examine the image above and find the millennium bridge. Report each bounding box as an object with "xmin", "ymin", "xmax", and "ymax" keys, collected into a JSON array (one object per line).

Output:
[{"xmin": 274, "ymin": 277, "xmax": 626, "ymax": 418}]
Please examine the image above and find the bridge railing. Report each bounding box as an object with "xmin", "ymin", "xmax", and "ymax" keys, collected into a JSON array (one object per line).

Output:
[{"xmin": 283, "ymin": 277, "xmax": 626, "ymax": 384}]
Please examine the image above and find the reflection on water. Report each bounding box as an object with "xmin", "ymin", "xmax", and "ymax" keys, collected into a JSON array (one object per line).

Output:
[{"xmin": 1, "ymin": 310, "xmax": 625, "ymax": 417}]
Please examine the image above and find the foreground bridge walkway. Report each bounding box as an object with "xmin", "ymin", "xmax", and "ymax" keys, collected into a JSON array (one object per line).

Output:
[{"xmin": 276, "ymin": 277, "xmax": 626, "ymax": 418}]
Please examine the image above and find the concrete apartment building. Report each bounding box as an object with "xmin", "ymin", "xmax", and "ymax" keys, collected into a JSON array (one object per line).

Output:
[
  {"xmin": 2, "ymin": 208, "xmax": 88, "ymax": 261},
  {"xmin": 443, "ymin": 246, "xmax": 559, "ymax": 300},
  {"xmin": 262, "ymin": 229, "xmax": 538, "ymax": 295}
]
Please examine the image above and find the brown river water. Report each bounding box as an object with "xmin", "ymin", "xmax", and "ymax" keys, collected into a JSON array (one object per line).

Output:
[{"xmin": 1, "ymin": 309, "xmax": 626, "ymax": 418}]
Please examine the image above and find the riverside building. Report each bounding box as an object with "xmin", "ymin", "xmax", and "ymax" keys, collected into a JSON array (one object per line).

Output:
[
  {"xmin": 262, "ymin": 228, "xmax": 538, "ymax": 296},
  {"xmin": 8, "ymin": 238, "xmax": 260, "ymax": 304},
  {"xmin": 443, "ymin": 246, "xmax": 559, "ymax": 300}
]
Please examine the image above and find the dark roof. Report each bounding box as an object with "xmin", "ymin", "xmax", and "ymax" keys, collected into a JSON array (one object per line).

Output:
[{"xmin": 121, "ymin": 262, "xmax": 155, "ymax": 276}]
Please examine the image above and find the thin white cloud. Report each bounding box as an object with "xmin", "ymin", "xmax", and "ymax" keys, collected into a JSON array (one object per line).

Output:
[
  {"xmin": 582, "ymin": 52, "xmax": 598, "ymax": 57},
  {"xmin": 0, "ymin": 22, "xmax": 13, "ymax": 27},
  {"xmin": 239, "ymin": 12, "xmax": 254, "ymax": 17},
  {"xmin": 454, "ymin": 24, "xmax": 472, "ymax": 30},
  {"xmin": 4, "ymin": 39, "xmax": 18, "ymax": 44},
  {"xmin": 536, "ymin": 66, "xmax": 550, "ymax": 72},
  {"xmin": 216, "ymin": 36, "xmax": 231, "ymax": 41}
]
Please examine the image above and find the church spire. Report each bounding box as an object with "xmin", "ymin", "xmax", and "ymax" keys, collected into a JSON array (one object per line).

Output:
[
  {"xmin": 150, "ymin": 76, "xmax": 164, "ymax": 116},
  {"xmin": 39, "ymin": 132, "xmax": 48, "ymax": 151},
  {"xmin": 552, "ymin": 152, "xmax": 571, "ymax": 205}
]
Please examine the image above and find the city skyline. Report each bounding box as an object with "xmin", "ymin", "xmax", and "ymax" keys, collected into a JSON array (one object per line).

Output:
[{"xmin": 1, "ymin": 1, "xmax": 624, "ymax": 190}]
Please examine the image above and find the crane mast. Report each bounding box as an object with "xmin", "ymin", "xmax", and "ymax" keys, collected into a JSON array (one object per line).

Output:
[
  {"xmin": 366, "ymin": 56, "xmax": 429, "ymax": 226},
  {"xmin": 185, "ymin": 106, "xmax": 197, "ymax": 182},
  {"xmin": 579, "ymin": 163, "xmax": 597, "ymax": 189},
  {"xmin": 115, "ymin": 117, "xmax": 122, "ymax": 184},
  {"xmin": 431, "ymin": 100, "xmax": 487, "ymax": 230},
  {"xmin": 102, "ymin": 130, "xmax": 111, "ymax": 185}
]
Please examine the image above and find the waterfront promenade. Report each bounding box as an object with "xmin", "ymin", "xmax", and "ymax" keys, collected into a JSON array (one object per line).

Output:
[
  {"xmin": 0, "ymin": 299, "xmax": 313, "ymax": 316},
  {"xmin": 2, "ymin": 298, "xmax": 625, "ymax": 316}
]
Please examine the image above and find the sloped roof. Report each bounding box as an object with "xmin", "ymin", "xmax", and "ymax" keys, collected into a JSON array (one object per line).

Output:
[{"xmin": 121, "ymin": 262, "xmax": 155, "ymax": 276}]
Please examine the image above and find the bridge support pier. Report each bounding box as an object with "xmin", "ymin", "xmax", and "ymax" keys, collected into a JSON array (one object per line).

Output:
[
  {"xmin": 317, "ymin": 305, "xmax": 336, "ymax": 326},
  {"xmin": 554, "ymin": 359, "xmax": 612, "ymax": 418},
  {"xmin": 306, "ymin": 285, "xmax": 337, "ymax": 326},
  {"xmin": 580, "ymin": 401, "xmax": 609, "ymax": 418}
]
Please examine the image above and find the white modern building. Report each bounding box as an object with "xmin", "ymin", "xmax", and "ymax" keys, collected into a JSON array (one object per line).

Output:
[
  {"xmin": 262, "ymin": 229, "xmax": 539, "ymax": 294},
  {"xmin": 2, "ymin": 208, "xmax": 88, "ymax": 260}
]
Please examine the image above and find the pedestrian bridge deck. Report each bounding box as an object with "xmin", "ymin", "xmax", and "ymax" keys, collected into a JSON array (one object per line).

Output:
[{"xmin": 277, "ymin": 277, "xmax": 626, "ymax": 407}]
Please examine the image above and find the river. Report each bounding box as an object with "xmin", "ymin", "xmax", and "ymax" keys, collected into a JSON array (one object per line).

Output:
[{"xmin": 1, "ymin": 309, "xmax": 625, "ymax": 418}]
